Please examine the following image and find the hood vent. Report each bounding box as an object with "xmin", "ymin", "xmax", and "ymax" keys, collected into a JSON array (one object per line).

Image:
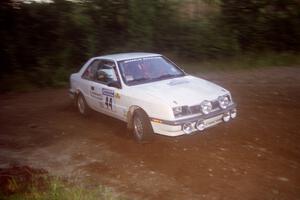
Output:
[{"xmin": 168, "ymin": 79, "xmax": 189, "ymax": 86}]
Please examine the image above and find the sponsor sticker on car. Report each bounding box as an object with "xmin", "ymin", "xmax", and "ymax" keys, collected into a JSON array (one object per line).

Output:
[{"xmin": 102, "ymin": 88, "xmax": 114, "ymax": 97}]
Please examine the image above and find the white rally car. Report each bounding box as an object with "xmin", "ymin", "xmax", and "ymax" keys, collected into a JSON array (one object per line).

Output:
[{"xmin": 69, "ymin": 53, "xmax": 237, "ymax": 141}]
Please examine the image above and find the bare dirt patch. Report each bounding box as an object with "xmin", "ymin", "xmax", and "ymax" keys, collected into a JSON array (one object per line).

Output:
[{"xmin": 0, "ymin": 67, "xmax": 300, "ymax": 199}]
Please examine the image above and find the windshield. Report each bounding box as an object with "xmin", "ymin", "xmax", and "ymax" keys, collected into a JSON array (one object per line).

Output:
[{"xmin": 118, "ymin": 56, "xmax": 185, "ymax": 86}]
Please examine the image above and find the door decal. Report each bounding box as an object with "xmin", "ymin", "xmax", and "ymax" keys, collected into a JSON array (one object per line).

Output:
[
  {"xmin": 102, "ymin": 88, "xmax": 114, "ymax": 97},
  {"xmin": 102, "ymin": 88, "xmax": 115, "ymax": 111},
  {"xmin": 90, "ymin": 90, "xmax": 103, "ymax": 100},
  {"xmin": 105, "ymin": 96, "xmax": 113, "ymax": 110}
]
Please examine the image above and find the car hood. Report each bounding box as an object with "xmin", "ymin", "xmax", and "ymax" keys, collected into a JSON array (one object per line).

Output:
[{"xmin": 133, "ymin": 75, "xmax": 229, "ymax": 106}]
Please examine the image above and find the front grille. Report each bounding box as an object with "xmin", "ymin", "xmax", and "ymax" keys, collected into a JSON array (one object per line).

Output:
[
  {"xmin": 189, "ymin": 104, "xmax": 202, "ymax": 114},
  {"xmin": 211, "ymin": 100, "xmax": 220, "ymax": 110},
  {"xmin": 189, "ymin": 100, "xmax": 220, "ymax": 114}
]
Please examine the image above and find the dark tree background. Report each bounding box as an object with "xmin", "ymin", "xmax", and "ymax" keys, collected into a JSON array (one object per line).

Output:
[
  {"xmin": 0, "ymin": 0, "xmax": 300, "ymax": 89},
  {"xmin": 220, "ymin": 0, "xmax": 300, "ymax": 51}
]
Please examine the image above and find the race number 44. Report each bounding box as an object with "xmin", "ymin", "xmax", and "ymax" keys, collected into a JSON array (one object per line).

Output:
[{"xmin": 105, "ymin": 96, "xmax": 113, "ymax": 110}]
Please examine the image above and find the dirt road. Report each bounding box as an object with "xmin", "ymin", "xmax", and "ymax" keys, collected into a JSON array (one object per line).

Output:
[{"xmin": 0, "ymin": 67, "xmax": 300, "ymax": 200}]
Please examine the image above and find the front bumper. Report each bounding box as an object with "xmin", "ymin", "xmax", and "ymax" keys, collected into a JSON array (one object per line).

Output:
[{"xmin": 150, "ymin": 103, "xmax": 237, "ymax": 137}]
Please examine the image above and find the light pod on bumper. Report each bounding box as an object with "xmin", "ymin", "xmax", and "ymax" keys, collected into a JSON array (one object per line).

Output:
[
  {"xmin": 183, "ymin": 122, "xmax": 193, "ymax": 134},
  {"xmin": 195, "ymin": 120, "xmax": 205, "ymax": 131},
  {"xmin": 223, "ymin": 112, "xmax": 230, "ymax": 122},
  {"xmin": 230, "ymin": 108, "xmax": 237, "ymax": 119}
]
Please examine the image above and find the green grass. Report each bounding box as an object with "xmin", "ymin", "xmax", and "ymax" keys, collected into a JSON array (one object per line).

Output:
[{"xmin": 0, "ymin": 176, "xmax": 124, "ymax": 200}]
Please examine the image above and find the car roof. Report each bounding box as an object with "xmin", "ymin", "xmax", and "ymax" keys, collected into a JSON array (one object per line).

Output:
[{"xmin": 94, "ymin": 52, "xmax": 161, "ymax": 61}]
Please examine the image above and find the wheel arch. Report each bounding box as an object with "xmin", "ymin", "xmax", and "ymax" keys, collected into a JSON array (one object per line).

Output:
[
  {"xmin": 72, "ymin": 88, "xmax": 86, "ymax": 106},
  {"xmin": 74, "ymin": 88, "xmax": 85, "ymax": 99},
  {"xmin": 127, "ymin": 105, "xmax": 149, "ymax": 130}
]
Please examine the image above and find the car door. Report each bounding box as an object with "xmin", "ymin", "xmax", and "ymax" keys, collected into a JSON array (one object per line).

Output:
[
  {"xmin": 80, "ymin": 59, "xmax": 102, "ymax": 111},
  {"xmin": 92, "ymin": 60, "xmax": 125, "ymax": 121}
]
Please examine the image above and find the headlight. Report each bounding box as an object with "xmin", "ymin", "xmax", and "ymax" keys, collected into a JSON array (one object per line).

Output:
[
  {"xmin": 173, "ymin": 106, "xmax": 189, "ymax": 117},
  {"xmin": 173, "ymin": 106, "xmax": 182, "ymax": 116},
  {"xmin": 218, "ymin": 95, "xmax": 230, "ymax": 109},
  {"xmin": 201, "ymin": 100, "xmax": 212, "ymax": 114}
]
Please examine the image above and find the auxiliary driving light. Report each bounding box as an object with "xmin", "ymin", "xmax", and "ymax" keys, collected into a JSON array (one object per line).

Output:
[
  {"xmin": 222, "ymin": 112, "xmax": 230, "ymax": 122},
  {"xmin": 218, "ymin": 95, "xmax": 230, "ymax": 109},
  {"xmin": 183, "ymin": 122, "xmax": 193, "ymax": 134},
  {"xmin": 195, "ymin": 120, "xmax": 205, "ymax": 131},
  {"xmin": 230, "ymin": 109, "xmax": 237, "ymax": 119},
  {"xmin": 201, "ymin": 100, "xmax": 212, "ymax": 114}
]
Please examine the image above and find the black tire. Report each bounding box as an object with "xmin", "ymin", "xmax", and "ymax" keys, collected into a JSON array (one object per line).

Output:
[
  {"xmin": 76, "ymin": 93, "xmax": 91, "ymax": 116},
  {"xmin": 132, "ymin": 109, "xmax": 154, "ymax": 142}
]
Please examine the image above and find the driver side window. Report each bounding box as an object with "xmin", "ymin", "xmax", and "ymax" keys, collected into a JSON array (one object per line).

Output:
[
  {"xmin": 82, "ymin": 59, "xmax": 118, "ymax": 85},
  {"xmin": 95, "ymin": 60, "xmax": 118, "ymax": 84}
]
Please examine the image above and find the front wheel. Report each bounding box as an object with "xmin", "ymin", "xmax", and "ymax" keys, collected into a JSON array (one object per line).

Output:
[{"xmin": 133, "ymin": 109, "xmax": 154, "ymax": 142}]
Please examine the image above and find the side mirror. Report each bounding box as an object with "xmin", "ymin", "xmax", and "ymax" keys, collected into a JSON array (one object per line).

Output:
[{"xmin": 108, "ymin": 81, "xmax": 122, "ymax": 89}]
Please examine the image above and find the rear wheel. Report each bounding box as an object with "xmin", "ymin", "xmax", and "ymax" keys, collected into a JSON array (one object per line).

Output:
[
  {"xmin": 76, "ymin": 93, "xmax": 90, "ymax": 116},
  {"xmin": 133, "ymin": 109, "xmax": 153, "ymax": 142}
]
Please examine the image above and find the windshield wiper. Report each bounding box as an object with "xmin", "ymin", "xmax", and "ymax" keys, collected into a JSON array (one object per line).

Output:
[
  {"xmin": 155, "ymin": 74, "xmax": 182, "ymax": 80},
  {"xmin": 128, "ymin": 77, "xmax": 151, "ymax": 84}
]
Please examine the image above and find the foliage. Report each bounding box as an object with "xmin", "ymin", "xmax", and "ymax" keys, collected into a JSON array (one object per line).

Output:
[
  {"xmin": 0, "ymin": 165, "xmax": 123, "ymax": 200},
  {"xmin": 220, "ymin": 0, "xmax": 300, "ymax": 51},
  {"xmin": 0, "ymin": 0, "xmax": 300, "ymax": 90},
  {"xmin": 1, "ymin": 179, "xmax": 123, "ymax": 200}
]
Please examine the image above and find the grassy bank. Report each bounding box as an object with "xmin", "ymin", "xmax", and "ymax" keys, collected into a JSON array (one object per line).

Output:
[{"xmin": 0, "ymin": 166, "xmax": 124, "ymax": 200}]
